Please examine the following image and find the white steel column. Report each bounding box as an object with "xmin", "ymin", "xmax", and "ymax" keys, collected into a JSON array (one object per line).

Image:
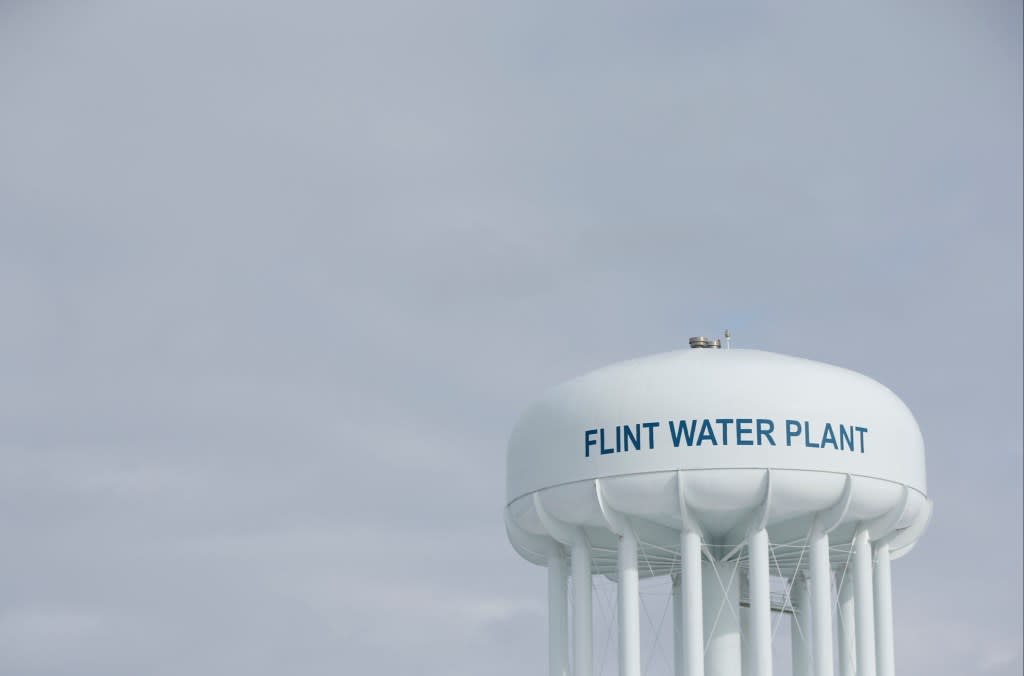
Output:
[
  {"xmin": 809, "ymin": 527, "xmax": 835, "ymax": 676},
  {"xmin": 853, "ymin": 529, "xmax": 877, "ymax": 676},
  {"xmin": 748, "ymin": 527, "xmax": 773, "ymax": 676},
  {"xmin": 740, "ymin": 587, "xmax": 752, "ymax": 676},
  {"xmin": 874, "ymin": 542, "xmax": 895, "ymax": 676},
  {"xmin": 680, "ymin": 530, "xmax": 705, "ymax": 676},
  {"xmin": 547, "ymin": 549, "xmax": 569, "ymax": 676},
  {"xmin": 790, "ymin": 574, "xmax": 812, "ymax": 676},
  {"xmin": 672, "ymin": 574, "xmax": 684, "ymax": 676},
  {"xmin": 571, "ymin": 539, "xmax": 593, "ymax": 676},
  {"xmin": 837, "ymin": 572, "xmax": 855, "ymax": 676},
  {"xmin": 703, "ymin": 559, "xmax": 741, "ymax": 676},
  {"xmin": 618, "ymin": 526, "xmax": 641, "ymax": 676}
]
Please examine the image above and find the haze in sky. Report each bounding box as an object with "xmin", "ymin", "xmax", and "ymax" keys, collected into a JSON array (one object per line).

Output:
[{"xmin": 0, "ymin": 2, "xmax": 1021, "ymax": 675}]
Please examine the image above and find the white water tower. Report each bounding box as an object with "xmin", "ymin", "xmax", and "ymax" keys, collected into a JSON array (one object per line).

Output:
[{"xmin": 504, "ymin": 339, "xmax": 931, "ymax": 676}]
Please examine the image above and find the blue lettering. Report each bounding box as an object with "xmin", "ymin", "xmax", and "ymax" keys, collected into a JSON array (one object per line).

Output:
[
  {"xmin": 669, "ymin": 420, "xmax": 698, "ymax": 447},
  {"xmin": 623, "ymin": 424, "xmax": 641, "ymax": 451},
  {"xmin": 804, "ymin": 421, "xmax": 820, "ymax": 448},
  {"xmin": 589, "ymin": 419, "xmax": 865, "ymax": 457},
  {"xmin": 786, "ymin": 419, "xmax": 801, "ymax": 446},
  {"xmin": 642, "ymin": 421, "xmax": 660, "ymax": 449},
  {"xmin": 821, "ymin": 423, "xmax": 838, "ymax": 449},
  {"xmin": 855, "ymin": 426, "xmax": 868, "ymax": 453},
  {"xmin": 839, "ymin": 424, "xmax": 854, "ymax": 451},
  {"xmin": 756, "ymin": 419, "xmax": 776, "ymax": 446},
  {"xmin": 736, "ymin": 418, "xmax": 754, "ymax": 445},
  {"xmin": 715, "ymin": 418, "xmax": 734, "ymax": 445},
  {"xmin": 697, "ymin": 419, "xmax": 718, "ymax": 445}
]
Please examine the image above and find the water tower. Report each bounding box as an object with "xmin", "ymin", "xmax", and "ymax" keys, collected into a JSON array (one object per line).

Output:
[{"xmin": 504, "ymin": 339, "xmax": 931, "ymax": 676}]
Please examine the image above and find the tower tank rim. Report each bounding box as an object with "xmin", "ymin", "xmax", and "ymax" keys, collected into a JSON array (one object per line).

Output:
[{"xmin": 505, "ymin": 467, "xmax": 929, "ymax": 510}]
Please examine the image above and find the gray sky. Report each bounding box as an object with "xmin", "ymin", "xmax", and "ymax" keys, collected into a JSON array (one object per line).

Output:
[{"xmin": 0, "ymin": 2, "xmax": 1021, "ymax": 675}]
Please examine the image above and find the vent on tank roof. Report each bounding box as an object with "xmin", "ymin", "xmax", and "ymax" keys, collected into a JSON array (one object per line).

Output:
[{"xmin": 688, "ymin": 336, "xmax": 721, "ymax": 348}]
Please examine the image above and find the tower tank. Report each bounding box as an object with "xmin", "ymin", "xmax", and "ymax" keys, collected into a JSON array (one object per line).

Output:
[{"xmin": 504, "ymin": 340, "xmax": 932, "ymax": 676}]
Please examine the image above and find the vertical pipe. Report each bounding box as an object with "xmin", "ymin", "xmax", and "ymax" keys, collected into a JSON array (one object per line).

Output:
[
  {"xmin": 740, "ymin": 576, "xmax": 752, "ymax": 676},
  {"xmin": 672, "ymin": 573, "xmax": 684, "ymax": 676},
  {"xmin": 703, "ymin": 559, "xmax": 741, "ymax": 676},
  {"xmin": 618, "ymin": 526, "xmax": 641, "ymax": 676},
  {"xmin": 874, "ymin": 542, "xmax": 895, "ymax": 676},
  {"xmin": 748, "ymin": 528, "xmax": 773, "ymax": 676},
  {"xmin": 548, "ymin": 549, "xmax": 569, "ymax": 676},
  {"xmin": 571, "ymin": 539, "xmax": 593, "ymax": 676},
  {"xmin": 790, "ymin": 574, "xmax": 812, "ymax": 676},
  {"xmin": 837, "ymin": 571, "xmax": 855, "ymax": 676},
  {"xmin": 853, "ymin": 529, "xmax": 877, "ymax": 676},
  {"xmin": 680, "ymin": 530, "xmax": 705, "ymax": 676},
  {"xmin": 809, "ymin": 527, "xmax": 835, "ymax": 676}
]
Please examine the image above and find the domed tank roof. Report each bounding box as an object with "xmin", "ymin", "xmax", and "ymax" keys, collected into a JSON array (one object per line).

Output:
[{"xmin": 507, "ymin": 348, "xmax": 926, "ymax": 504}]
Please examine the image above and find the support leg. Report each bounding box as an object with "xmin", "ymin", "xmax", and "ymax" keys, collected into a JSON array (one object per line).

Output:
[
  {"xmin": 618, "ymin": 526, "xmax": 641, "ymax": 676},
  {"xmin": 741, "ymin": 586, "xmax": 752, "ymax": 676},
  {"xmin": 547, "ymin": 549, "xmax": 569, "ymax": 676},
  {"xmin": 673, "ymin": 573, "xmax": 684, "ymax": 676},
  {"xmin": 571, "ymin": 539, "xmax": 592, "ymax": 676},
  {"xmin": 874, "ymin": 542, "xmax": 895, "ymax": 676},
  {"xmin": 853, "ymin": 529, "xmax": 877, "ymax": 676},
  {"xmin": 680, "ymin": 530, "xmax": 705, "ymax": 676},
  {"xmin": 809, "ymin": 527, "xmax": 835, "ymax": 676},
  {"xmin": 748, "ymin": 528, "xmax": 773, "ymax": 676},
  {"xmin": 837, "ymin": 571, "xmax": 855, "ymax": 676},
  {"xmin": 790, "ymin": 574, "xmax": 812, "ymax": 676}
]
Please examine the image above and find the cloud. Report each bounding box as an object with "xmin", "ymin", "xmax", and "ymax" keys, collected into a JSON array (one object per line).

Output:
[{"xmin": 0, "ymin": 1, "xmax": 1019, "ymax": 674}]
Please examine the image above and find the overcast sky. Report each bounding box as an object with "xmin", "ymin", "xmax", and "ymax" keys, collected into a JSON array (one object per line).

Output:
[{"xmin": 0, "ymin": 2, "xmax": 1021, "ymax": 675}]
